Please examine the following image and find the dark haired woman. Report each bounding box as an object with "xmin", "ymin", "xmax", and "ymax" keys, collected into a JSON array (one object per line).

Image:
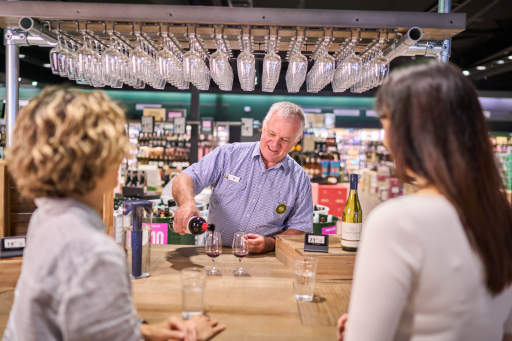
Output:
[{"xmin": 337, "ymin": 62, "xmax": 512, "ymax": 341}]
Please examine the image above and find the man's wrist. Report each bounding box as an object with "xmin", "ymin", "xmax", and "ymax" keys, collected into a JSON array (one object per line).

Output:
[{"xmin": 264, "ymin": 236, "xmax": 276, "ymax": 252}]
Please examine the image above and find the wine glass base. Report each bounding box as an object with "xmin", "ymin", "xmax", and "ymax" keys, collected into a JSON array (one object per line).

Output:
[
  {"xmin": 206, "ymin": 269, "xmax": 221, "ymax": 275},
  {"xmin": 232, "ymin": 269, "xmax": 248, "ymax": 276}
]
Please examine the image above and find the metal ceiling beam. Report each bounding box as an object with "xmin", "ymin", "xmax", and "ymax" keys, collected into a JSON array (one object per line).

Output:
[{"xmin": 0, "ymin": 1, "xmax": 465, "ymax": 30}]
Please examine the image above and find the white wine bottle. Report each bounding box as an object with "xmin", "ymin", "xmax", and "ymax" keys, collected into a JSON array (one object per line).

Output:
[{"xmin": 341, "ymin": 174, "xmax": 363, "ymax": 251}]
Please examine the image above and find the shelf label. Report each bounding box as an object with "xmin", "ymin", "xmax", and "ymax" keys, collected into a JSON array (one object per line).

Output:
[
  {"xmin": 4, "ymin": 237, "xmax": 25, "ymax": 249},
  {"xmin": 174, "ymin": 117, "xmax": 186, "ymax": 135},
  {"xmin": 241, "ymin": 118, "xmax": 254, "ymax": 137}
]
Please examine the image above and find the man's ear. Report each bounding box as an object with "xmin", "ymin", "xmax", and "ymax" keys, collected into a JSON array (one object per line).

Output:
[{"xmin": 294, "ymin": 135, "xmax": 303, "ymax": 145}]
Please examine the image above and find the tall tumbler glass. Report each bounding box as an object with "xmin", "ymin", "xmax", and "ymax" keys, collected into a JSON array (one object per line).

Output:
[
  {"xmin": 181, "ymin": 268, "xmax": 207, "ymax": 319},
  {"xmin": 294, "ymin": 257, "xmax": 318, "ymax": 301}
]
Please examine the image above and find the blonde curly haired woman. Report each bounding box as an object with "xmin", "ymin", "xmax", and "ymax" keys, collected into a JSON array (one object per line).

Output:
[{"xmin": 2, "ymin": 87, "xmax": 225, "ymax": 341}]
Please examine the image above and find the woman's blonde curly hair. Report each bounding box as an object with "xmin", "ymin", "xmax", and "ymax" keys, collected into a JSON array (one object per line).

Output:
[{"xmin": 7, "ymin": 86, "xmax": 132, "ymax": 199}]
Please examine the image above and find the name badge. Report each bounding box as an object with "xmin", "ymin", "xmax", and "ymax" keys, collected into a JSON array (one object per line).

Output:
[{"xmin": 224, "ymin": 173, "xmax": 240, "ymax": 183}]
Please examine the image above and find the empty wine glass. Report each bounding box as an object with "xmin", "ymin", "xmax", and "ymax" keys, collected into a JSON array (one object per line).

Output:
[
  {"xmin": 49, "ymin": 37, "xmax": 64, "ymax": 75},
  {"xmin": 232, "ymin": 232, "xmax": 248, "ymax": 276},
  {"xmin": 77, "ymin": 36, "xmax": 96, "ymax": 84},
  {"xmin": 286, "ymin": 52, "xmax": 307, "ymax": 93},
  {"xmin": 237, "ymin": 35, "xmax": 255, "ymax": 91},
  {"xmin": 306, "ymin": 52, "xmax": 335, "ymax": 93},
  {"xmin": 205, "ymin": 231, "xmax": 222, "ymax": 275},
  {"xmin": 262, "ymin": 36, "xmax": 281, "ymax": 92}
]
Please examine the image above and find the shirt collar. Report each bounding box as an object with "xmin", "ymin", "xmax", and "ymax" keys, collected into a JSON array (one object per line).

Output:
[
  {"xmin": 252, "ymin": 141, "xmax": 289, "ymax": 172},
  {"xmin": 34, "ymin": 197, "xmax": 105, "ymax": 233}
]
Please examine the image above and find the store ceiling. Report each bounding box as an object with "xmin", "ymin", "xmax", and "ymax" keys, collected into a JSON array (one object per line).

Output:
[{"xmin": 1, "ymin": 0, "xmax": 512, "ymax": 94}]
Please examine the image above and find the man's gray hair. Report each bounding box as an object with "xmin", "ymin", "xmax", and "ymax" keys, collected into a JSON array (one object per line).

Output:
[{"xmin": 262, "ymin": 101, "xmax": 305, "ymax": 139}]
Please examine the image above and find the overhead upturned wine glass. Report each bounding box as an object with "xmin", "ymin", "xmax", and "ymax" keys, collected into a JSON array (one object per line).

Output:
[
  {"xmin": 232, "ymin": 232, "xmax": 248, "ymax": 276},
  {"xmin": 205, "ymin": 231, "xmax": 222, "ymax": 275},
  {"xmin": 237, "ymin": 35, "xmax": 256, "ymax": 91},
  {"xmin": 286, "ymin": 52, "xmax": 307, "ymax": 93}
]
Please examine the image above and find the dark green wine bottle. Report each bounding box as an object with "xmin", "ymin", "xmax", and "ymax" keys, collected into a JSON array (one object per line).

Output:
[{"xmin": 341, "ymin": 174, "xmax": 363, "ymax": 252}]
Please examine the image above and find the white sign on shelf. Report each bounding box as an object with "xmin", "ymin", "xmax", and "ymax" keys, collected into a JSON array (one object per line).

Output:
[
  {"xmin": 334, "ymin": 109, "xmax": 360, "ymax": 116},
  {"xmin": 141, "ymin": 116, "xmax": 154, "ymax": 133},
  {"xmin": 174, "ymin": 117, "xmax": 186, "ymax": 135},
  {"xmin": 241, "ymin": 118, "xmax": 254, "ymax": 137}
]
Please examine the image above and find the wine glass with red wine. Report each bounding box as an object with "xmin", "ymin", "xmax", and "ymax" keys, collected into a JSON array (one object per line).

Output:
[
  {"xmin": 232, "ymin": 232, "xmax": 248, "ymax": 276},
  {"xmin": 205, "ymin": 231, "xmax": 222, "ymax": 275}
]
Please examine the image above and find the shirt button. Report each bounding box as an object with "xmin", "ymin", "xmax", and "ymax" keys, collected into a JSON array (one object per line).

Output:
[
  {"xmin": 247, "ymin": 214, "xmax": 250, "ymax": 217},
  {"xmin": 259, "ymin": 185, "xmax": 262, "ymax": 188},
  {"xmin": 253, "ymin": 199, "xmax": 255, "ymax": 202}
]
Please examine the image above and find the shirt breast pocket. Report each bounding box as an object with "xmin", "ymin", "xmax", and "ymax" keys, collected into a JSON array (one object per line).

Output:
[
  {"xmin": 211, "ymin": 178, "xmax": 247, "ymax": 207},
  {"xmin": 269, "ymin": 194, "xmax": 293, "ymax": 225}
]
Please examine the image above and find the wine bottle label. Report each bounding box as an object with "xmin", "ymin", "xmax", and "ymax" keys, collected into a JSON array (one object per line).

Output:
[{"xmin": 341, "ymin": 222, "xmax": 362, "ymax": 247}]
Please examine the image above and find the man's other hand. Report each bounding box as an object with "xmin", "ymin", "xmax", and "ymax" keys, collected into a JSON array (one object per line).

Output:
[
  {"xmin": 246, "ymin": 234, "xmax": 275, "ymax": 254},
  {"xmin": 173, "ymin": 202, "xmax": 202, "ymax": 235}
]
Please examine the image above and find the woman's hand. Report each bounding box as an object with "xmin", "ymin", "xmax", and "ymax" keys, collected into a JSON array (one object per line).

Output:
[
  {"xmin": 189, "ymin": 315, "xmax": 226, "ymax": 341},
  {"xmin": 337, "ymin": 313, "xmax": 348, "ymax": 341},
  {"xmin": 140, "ymin": 316, "xmax": 196, "ymax": 341}
]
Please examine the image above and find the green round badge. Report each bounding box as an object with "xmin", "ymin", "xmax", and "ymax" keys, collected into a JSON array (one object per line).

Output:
[{"xmin": 276, "ymin": 204, "xmax": 287, "ymax": 214}]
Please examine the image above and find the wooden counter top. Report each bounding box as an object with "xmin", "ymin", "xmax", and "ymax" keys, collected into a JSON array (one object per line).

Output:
[
  {"xmin": 0, "ymin": 245, "xmax": 352, "ymax": 340},
  {"xmin": 134, "ymin": 244, "xmax": 352, "ymax": 340}
]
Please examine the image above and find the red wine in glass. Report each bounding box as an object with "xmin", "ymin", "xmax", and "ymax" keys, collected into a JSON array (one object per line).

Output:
[
  {"xmin": 232, "ymin": 232, "xmax": 248, "ymax": 276},
  {"xmin": 206, "ymin": 251, "xmax": 221, "ymax": 258},
  {"xmin": 233, "ymin": 251, "xmax": 248, "ymax": 258}
]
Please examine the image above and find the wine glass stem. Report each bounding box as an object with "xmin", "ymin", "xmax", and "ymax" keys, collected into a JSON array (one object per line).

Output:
[
  {"xmin": 212, "ymin": 258, "xmax": 215, "ymax": 271},
  {"xmin": 238, "ymin": 258, "xmax": 242, "ymax": 270}
]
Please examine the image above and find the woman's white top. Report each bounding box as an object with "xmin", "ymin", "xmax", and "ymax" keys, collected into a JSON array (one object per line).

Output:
[{"xmin": 345, "ymin": 194, "xmax": 512, "ymax": 341}]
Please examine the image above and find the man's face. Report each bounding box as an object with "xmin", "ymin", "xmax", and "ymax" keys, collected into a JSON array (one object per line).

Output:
[{"xmin": 260, "ymin": 112, "xmax": 302, "ymax": 167}]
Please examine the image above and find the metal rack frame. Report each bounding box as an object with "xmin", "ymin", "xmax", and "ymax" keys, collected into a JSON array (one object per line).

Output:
[{"xmin": 1, "ymin": 0, "xmax": 462, "ymax": 148}]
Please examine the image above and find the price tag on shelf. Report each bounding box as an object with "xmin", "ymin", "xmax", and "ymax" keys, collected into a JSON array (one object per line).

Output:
[
  {"xmin": 141, "ymin": 116, "xmax": 154, "ymax": 133},
  {"xmin": 304, "ymin": 233, "xmax": 329, "ymax": 253},
  {"xmin": 1, "ymin": 236, "xmax": 26, "ymax": 258},
  {"xmin": 174, "ymin": 117, "xmax": 186, "ymax": 135},
  {"xmin": 241, "ymin": 118, "xmax": 254, "ymax": 137}
]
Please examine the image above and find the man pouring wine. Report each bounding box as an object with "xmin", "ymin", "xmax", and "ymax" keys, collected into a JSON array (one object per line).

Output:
[{"xmin": 172, "ymin": 101, "xmax": 313, "ymax": 254}]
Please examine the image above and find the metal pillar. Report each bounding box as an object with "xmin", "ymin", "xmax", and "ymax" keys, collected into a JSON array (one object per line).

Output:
[
  {"xmin": 437, "ymin": 0, "xmax": 452, "ymax": 63},
  {"xmin": 4, "ymin": 28, "xmax": 20, "ymax": 148},
  {"xmin": 189, "ymin": 86, "xmax": 200, "ymax": 164}
]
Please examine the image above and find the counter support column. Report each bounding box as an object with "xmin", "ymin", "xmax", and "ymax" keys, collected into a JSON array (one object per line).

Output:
[
  {"xmin": 189, "ymin": 85, "xmax": 200, "ymax": 164},
  {"xmin": 437, "ymin": 0, "xmax": 452, "ymax": 63},
  {"xmin": 4, "ymin": 28, "xmax": 20, "ymax": 148}
]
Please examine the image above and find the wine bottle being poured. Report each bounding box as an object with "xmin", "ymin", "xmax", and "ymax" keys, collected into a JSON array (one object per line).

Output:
[
  {"xmin": 341, "ymin": 174, "xmax": 363, "ymax": 252},
  {"xmin": 170, "ymin": 216, "xmax": 215, "ymax": 235}
]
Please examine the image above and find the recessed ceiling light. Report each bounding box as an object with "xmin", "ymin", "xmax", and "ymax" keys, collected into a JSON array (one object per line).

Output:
[
  {"xmin": 476, "ymin": 66, "xmax": 486, "ymax": 70},
  {"xmin": 43, "ymin": 63, "xmax": 51, "ymax": 68},
  {"xmin": 497, "ymin": 60, "xmax": 505, "ymax": 64},
  {"xmin": 18, "ymin": 78, "xmax": 21, "ymax": 81},
  {"xmin": 19, "ymin": 54, "xmax": 25, "ymax": 58},
  {"xmin": 508, "ymin": 56, "xmax": 512, "ymax": 60},
  {"xmin": 463, "ymin": 70, "xmax": 470, "ymax": 76},
  {"xmin": 32, "ymin": 81, "xmax": 38, "ymax": 86}
]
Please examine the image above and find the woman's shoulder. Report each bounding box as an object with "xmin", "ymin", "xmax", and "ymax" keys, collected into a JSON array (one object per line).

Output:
[
  {"xmin": 365, "ymin": 194, "xmax": 456, "ymax": 235},
  {"xmin": 368, "ymin": 194, "xmax": 453, "ymax": 219}
]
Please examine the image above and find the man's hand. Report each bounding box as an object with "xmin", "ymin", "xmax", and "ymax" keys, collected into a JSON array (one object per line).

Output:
[
  {"xmin": 140, "ymin": 316, "xmax": 196, "ymax": 341},
  {"xmin": 246, "ymin": 234, "xmax": 275, "ymax": 254},
  {"xmin": 189, "ymin": 315, "xmax": 226, "ymax": 341},
  {"xmin": 337, "ymin": 313, "xmax": 348, "ymax": 341},
  {"xmin": 173, "ymin": 202, "xmax": 202, "ymax": 235}
]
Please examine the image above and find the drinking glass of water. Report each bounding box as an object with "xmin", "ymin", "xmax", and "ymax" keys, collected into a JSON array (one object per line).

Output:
[
  {"xmin": 294, "ymin": 257, "xmax": 318, "ymax": 301},
  {"xmin": 180, "ymin": 268, "xmax": 206, "ymax": 319}
]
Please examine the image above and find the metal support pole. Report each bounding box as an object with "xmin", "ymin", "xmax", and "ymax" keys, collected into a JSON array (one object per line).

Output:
[
  {"xmin": 4, "ymin": 29, "xmax": 20, "ymax": 148},
  {"xmin": 437, "ymin": 0, "xmax": 452, "ymax": 63},
  {"xmin": 189, "ymin": 86, "xmax": 200, "ymax": 164}
]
